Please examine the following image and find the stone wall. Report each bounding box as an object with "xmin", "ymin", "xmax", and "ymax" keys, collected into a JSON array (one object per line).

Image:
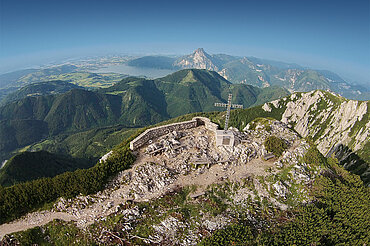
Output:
[
  {"xmin": 129, "ymin": 117, "xmax": 219, "ymax": 151},
  {"xmin": 196, "ymin": 117, "xmax": 218, "ymax": 133}
]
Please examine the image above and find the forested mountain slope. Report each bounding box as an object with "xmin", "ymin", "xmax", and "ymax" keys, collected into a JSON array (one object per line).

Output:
[
  {"xmin": 0, "ymin": 151, "xmax": 92, "ymax": 186},
  {"xmin": 0, "ymin": 80, "xmax": 83, "ymax": 106}
]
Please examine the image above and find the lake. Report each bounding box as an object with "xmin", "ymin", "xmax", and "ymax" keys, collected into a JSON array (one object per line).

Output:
[{"xmin": 91, "ymin": 64, "xmax": 176, "ymax": 78}]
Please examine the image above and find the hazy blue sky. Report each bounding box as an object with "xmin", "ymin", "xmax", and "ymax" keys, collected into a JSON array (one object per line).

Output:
[{"xmin": 0, "ymin": 0, "xmax": 369, "ymax": 83}]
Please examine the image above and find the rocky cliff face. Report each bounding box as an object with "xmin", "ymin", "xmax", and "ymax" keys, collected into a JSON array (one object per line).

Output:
[
  {"xmin": 327, "ymin": 144, "xmax": 370, "ymax": 185},
  {"xmin": 261, "ymin": 90, "xmax": 369, "ymax": 159}
]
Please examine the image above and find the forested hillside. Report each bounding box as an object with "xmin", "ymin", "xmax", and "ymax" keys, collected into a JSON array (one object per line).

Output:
[
  {"xmin": 0, "ymin": 80, "xmax": 83, "ymax": 106},
  {"xmin": 0, "ymin": 69, "xmax": 288, "ymax": 161},
  {"xmin": 0, "ymin": 151, "xmax": 92, "ymax": 186}
]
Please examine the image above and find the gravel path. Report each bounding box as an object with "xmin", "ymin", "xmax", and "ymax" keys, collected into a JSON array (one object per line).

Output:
[{"xmin": 0, "ymin": 158, "xmax": 270, "ymax": 239}]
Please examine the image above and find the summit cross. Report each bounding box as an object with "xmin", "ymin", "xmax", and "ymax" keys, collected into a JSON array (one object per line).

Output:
[{"xmin": 214, "ymin": 93, "xmax": 243, "ymax": 133}]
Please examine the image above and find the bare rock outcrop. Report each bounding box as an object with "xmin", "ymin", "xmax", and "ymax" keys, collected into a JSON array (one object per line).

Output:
[{"xmin": 262, "ymin": 90, "xmax": 369, "ymax": 156}]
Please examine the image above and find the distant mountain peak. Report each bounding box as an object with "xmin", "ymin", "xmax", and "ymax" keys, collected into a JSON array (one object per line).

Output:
[
  {"xmin": 194, "ymin": 48, "xmax": 206, "ymax": 55},
  {"xmin": 174, "ymin": 48, "xmax": 219, "ymax": 71},
  {"xmin": 193, "ymin": 48, "xmax": 212, "ymax": 61}
]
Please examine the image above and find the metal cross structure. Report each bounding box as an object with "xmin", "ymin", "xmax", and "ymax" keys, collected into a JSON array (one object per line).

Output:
[{"xmin": 214, "ymin": 93, "xmax": 243, "ymax": 133}]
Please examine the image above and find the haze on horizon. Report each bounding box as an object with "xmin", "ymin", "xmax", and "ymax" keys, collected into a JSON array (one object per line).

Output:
[{"xmin": 0, "ymin": 0, "xmax": 369, "ymax": 85}]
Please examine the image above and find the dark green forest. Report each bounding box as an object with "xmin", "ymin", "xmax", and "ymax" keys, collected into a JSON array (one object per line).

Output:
[
  {"xmin": 0, "ymin": 151, "xmax": 93, "ymax": 186},
  {"xmin": 0, "ymin": 146, "xmax": 135, "ymax": 224}
]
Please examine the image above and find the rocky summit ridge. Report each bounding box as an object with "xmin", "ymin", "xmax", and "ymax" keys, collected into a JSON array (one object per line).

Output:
[
  {"xmin": 254, "ymin": 90, "xmax": 369, "ymax": 184},
  {"xmin": 0, "ymin": 117, "xmax": 319, "ymax": 244},
  {"xmin": 261, "ymin": 90, "xmax": 369, "ymax": 157}
]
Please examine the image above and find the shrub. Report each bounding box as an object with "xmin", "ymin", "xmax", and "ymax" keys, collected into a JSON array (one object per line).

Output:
[
  {"xmin": 199, "ymin": 224, "xmax": 254, "ymax": 246},
  {"xmin": 264, "ymin": 136, "xmax": 288, "ymax": 157},
  {"xmin": 303, "ymin": 146, "xmax": 327, "ymax": 167}
]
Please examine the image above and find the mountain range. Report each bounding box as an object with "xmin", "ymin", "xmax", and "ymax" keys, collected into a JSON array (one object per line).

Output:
[
  {"xmin": 1, "ymin": 49, "xmax": 368, "ymax": 102},
  {"xmin": 127, "ymin": 48, "xmax": 369, "ymax": 100}
]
